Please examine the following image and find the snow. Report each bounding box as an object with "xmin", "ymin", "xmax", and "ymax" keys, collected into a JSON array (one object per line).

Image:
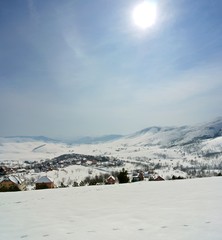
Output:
[
  {"xmin": 35, "ymin": 176, "xmax": 53, "ymax": 183},
  {"xmin": 1, "ymin": 118, "xmax": 222, "ymax": 166},
  {"xmin": 1, "ymin": 118, "xmax": 222, "ymax": 188},
  {"xmin": 201, "ymin": 136, "xmax": 222, "ymax": 152},
  {"xmin": 0, "ymin": 140, "xmax": 74, "ymax": 162},
  {"xmin": 23, "ymin": 165, "xmax": 111, "ymax": 187},
  {"xmin": 0, "ymin": 177, "xmax": 221, "ymax": 240},
  {"xmin": 0, "ymin": 175, "xmax": 22, "ymax": 184}
]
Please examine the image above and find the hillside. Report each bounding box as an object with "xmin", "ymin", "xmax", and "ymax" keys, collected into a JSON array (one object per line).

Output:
[
  {"xmin": 0, "ymin": 139, "xmax": 73, "ymax": 162},
  {"xmin": 0, "ymin": 118, "xmax": 222, "ymax": 186},
  {"xmin": 1, "ymin": 118, "xmax": 222, "ymax": 163},
  {"xmin": 0, "ymin": 177, "xmax": 221, "ymax": 240}
]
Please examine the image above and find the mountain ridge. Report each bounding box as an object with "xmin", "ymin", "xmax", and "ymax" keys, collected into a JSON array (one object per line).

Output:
[
  {"xmin": 1, "ymin": 117, "xmax": 222, "ymax": 146},
  {"xmin": 120, "ymin": 117, "xmax": 222, "ymax": 147}
]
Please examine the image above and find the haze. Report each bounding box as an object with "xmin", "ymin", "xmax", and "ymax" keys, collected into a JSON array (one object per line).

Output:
[{"xmin": 1, "ymin": 0, "xmax": 222, "ymax": 139}]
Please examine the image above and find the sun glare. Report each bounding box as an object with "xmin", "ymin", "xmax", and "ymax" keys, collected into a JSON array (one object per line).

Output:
[{"xmin": 132, "ymin": 1, "xmax": 157, "ymax": 29}]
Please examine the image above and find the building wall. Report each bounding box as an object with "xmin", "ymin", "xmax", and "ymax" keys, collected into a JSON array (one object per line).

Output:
[
  {"xmin": 0, "ymin": 181, "xmax": 20, "ymax": 191},
  {"xmin": 18, "ymin": 182, "xmax": 27, "ymax": 191},
  {"xmin": 106, "ymin": 177, "xmax": 115, "ymax": 184},
  {"xmin": 36, "ymin": 182, "xmax": 54, "ymax": 190}
]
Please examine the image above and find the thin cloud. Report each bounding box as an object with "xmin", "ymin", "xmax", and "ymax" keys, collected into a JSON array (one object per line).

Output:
[{"xmin": 27, "ymin": 0, "xmax": 39, "ymax": 22}]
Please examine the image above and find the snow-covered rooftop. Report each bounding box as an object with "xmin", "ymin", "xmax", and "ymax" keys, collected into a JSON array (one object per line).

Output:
[
  {"xmin": 35, "ymin": 176, "xmax": 53, "ymax": 183},
  {"xmin": 0, "ymin": 175, "xmax": 22, "ymax": 184}
]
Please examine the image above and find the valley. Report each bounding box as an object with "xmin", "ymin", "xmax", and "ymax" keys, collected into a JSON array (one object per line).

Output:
[{"xmin": 0, "ymin": 118, "xmax": 222, "ymax": 187}]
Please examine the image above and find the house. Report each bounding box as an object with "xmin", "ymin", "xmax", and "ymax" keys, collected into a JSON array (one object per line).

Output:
[
  {"xmin": 149, "ymin": 175, "xmax": 165, "ymax": 181},
  {"xmin": 132, "ymin": 171, "xmax": 144, "ymax": 182},
  {"xmin": 0, "ymin": 175, "xmax": 26, "ymax": 192},
  {"xmin": 35, "ymin": 176, "xmax": 54, "ymax": 190},
  {"xmin": 105, "ymin": 176, "xmax": 116, "ymax": 184},
  {"xmin": 154, "ymin": 176, "xmax": 165, "ymax": 181},
  {"xmin": 91, "ymin": 160, "xmax": 97, "ymax": 165}
]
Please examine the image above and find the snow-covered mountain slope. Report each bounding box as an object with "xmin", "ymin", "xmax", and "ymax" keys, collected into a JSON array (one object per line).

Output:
[
  {"xmin": 0, "ymin": 139, "xmax": 74, "ymax": 162},
  {"xmin": 68, "ymin": 134, "xmax": 123, "ymax": 144},
  {"xmin": 73, "ymin": 118, "xmax": 222, "ymax": 164},
  {"xmin": 117, "ymin": 117, "xmax": 222, "ymax": 147},
  {"xmin": 0, "ymin": 118, "xmax": 222, "ymax": 163},
  {"xmin": 0, "ymin": 177, "xmax": 221, "ymax": 240},
  {"xmin": 201, "ymin": 136, "xmax": 222, "ymax": 152},
  {"xmin": 0, "ymin": 136, "xmax": 58, "ymax": 143}
]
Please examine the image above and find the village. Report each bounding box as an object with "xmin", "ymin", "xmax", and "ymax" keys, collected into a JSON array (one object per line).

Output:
[
  {"xmin": 0, "ymin": 152, "xmax": 169, "ymax": 192},
  {"xmin": 1, "ymin": 150, "xmax": 222, "ymax": 192}
]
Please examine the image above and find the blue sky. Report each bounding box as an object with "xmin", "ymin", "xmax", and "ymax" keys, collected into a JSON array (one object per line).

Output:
[{"xmin": 1, "ymin": 0, "xmax": 222, "ymax": 138}]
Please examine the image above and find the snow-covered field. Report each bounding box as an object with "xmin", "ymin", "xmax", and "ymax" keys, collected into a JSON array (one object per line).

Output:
[
  {"xmin": 0, "ymin": 177, "xmax": 221, "ymax": 240},
  {"xmin": 0, "ymin": 140, "xmax": 74, "ymax": 162}
]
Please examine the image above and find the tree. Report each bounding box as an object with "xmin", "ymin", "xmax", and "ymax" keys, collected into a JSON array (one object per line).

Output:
[
  {"xmin": 72, "ymin": 181, "xmax": 79, "ymax": 187},
  {"xmin": 117, "ymin": 168, "xmax": 129, "ymax": 184},
  {"xmin": 79, "ymin": 181, "xmax": 85, "ymax": 186}
]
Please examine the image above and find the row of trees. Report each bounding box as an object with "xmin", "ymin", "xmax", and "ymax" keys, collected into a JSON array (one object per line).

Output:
[{"xmin": 61, "ymin": 169, "xmax": 130, "ymax": 187}]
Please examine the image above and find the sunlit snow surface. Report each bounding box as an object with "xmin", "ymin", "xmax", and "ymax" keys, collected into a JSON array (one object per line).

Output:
[
  {"xmin": 0, "ymin": 140, "xmax": 71, "ymax": 162},
  {"xmin": 0, "ymin": 177, "xmax": 221, "ymax": 240}
]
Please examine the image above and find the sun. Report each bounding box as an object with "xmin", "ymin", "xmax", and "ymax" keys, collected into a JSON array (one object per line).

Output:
[{"xmin": 132, "ymin": 1, "xmax": 157, "ymax": 29}]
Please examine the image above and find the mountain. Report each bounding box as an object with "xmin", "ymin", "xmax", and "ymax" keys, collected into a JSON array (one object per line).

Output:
[
  {"xmin": 2, "ymin": 117, "xmax": 222, "ymax": 147},
  {"xmin": 119, "ymin": 117, "xmax": 222, "ymax": 147},
  {"xmin": 1, "ymin": 136, "xmax": 59, "ymax": 143},
  {"xmin": 1, "ymin": 117, "xmax": 222, "ymax": 163},
  {"xmin": 68, "ymin": 134, "xmax": 123, "ymax": 144},
  {"xmin": 1, "ymin": 118, "xmax": 222, "ymax": 190},
  {"xmin": 1, "ymin": 134, "xmax": 124, "ymax": 145},
  {"xmin": 72, "ymin": 117, "xmax": 222, "ymax": 164}
]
